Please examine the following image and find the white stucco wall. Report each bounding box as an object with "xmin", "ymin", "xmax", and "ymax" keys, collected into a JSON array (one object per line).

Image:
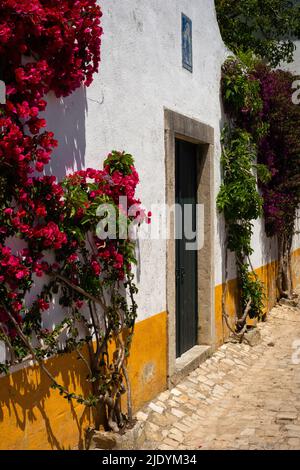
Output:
[
  {"xmin": 44, "ymin": 1, "xmax": 300, "ymax": 325},
  {"xmin": 46, "ymin": 0, "xmax": 227, "ymax": 322},
  {"xmin": 89, "ymin": 0, "xmax": 228, "ymax": 320}
]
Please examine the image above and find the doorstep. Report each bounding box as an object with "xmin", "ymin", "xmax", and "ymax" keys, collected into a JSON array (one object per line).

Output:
[{"xmin": 170, "ymin": 345, "xmax": 213, "ymax": 387}]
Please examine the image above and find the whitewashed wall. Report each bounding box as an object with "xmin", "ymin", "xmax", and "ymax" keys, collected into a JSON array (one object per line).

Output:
[
  {"xmin": 44, "ymin": 1, "xmax": 300, "ymax": 325},
  {"xmin": 46, "ymin": 0, "xmax": 227, "ymax": 322}
]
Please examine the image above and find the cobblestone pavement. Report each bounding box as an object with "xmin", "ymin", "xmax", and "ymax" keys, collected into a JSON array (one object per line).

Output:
[{"xmin": 138, "ymin": 297, "xmax": 300, "ymax": 450}]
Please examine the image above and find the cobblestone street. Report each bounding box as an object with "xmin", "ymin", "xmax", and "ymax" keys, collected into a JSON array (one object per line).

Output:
[{"xmin": 138, "ymin": 298, "xmax": 300, "ymax": 450}]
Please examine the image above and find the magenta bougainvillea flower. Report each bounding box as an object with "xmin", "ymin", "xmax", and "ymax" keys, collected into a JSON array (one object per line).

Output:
[{"xmin": 0, "ymin": 2, "xmax": 145, "ymax": 342}]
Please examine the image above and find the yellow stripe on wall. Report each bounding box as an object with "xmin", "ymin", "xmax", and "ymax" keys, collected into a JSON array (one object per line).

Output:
[{"xmin": 0, "ymin": 311, "xmax": 167, "ymax": 450}]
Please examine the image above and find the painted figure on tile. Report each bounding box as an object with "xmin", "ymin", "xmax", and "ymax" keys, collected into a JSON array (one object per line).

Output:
[{"xmin": 182, "ymin": 14, "xmax": 193, "ymax": 72}]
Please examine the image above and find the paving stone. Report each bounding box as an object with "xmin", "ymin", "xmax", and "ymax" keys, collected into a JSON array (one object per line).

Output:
[
  {"xmin": 173, "ymin": 395, "xmax": 188, "ymax": 405},
  {"xmin": 197, "ymin": 376, "xmax": 210, "ymax": 384},
  {"xmin": 194, "ymin": 392, "xmax": 207, "ymax": 401},
  {"xmin": 264, "ymin": 426, "xmax": 281, "ymax": 437},
  {"xmin": 222, "ymin": 358, "xmax": 235, "ymax": 366},
  {"xmin": 148, "ymin": 403, "xmax": 164, "ymax": 414},
  {"xmin": 171, "ymin": 388, "xmax": 182, "ymax": 397},
  {"xmin": 198, "ymin": 383, "xmax": 213, "ymax": 393},
  {"xmin": 240, "ymin": 428, "xmax": 256, "ymax": 437},
  {"xmin": 168, "ymin": 432, "xmax": 184, "ymax": 443},
  {"xmin": 157, "ymin": 391, "xmax": 170, "ymax": 401},
  {"xmin": 276, "ymin": 412, "xmax": 298, "ymax": 422},
  {"xmin": 149, "ymin": 412, "xmax": 175, "ymax": 427},
  {"xmin": 285, "ymin": 424, "xmax": 300, "ymax": 438},
  {"xmin": 188, "ymin": 377, "xmax": 199, "ymax": 385},
  {"xmin": 222, "ymin": 382, "xmax": 235, "ymax": 390},
  {"xmin": 156, "ymin": 400, "xmax": 167, "ymax": 409},
  {"xmin": 212, "ymin": 391, "xmax": 225, "ymax": 399},
  {"xmin": 184, "ymin": 403, "xmax": 199, "ymax": 412},
  {"xmin": 171, "ymin": 408, "xmax": 186, "ymax": 418},
  {"xmin": 167, "ymin": 399, "xmax": 179, "ymax": 407},
  {"xmin": 286, "ymin": 430, "xmax": 300, "ymax": 439},
  {"xmin": 136, "ymin": 411, "xmax": 148, "ymax": 422},
  {"xmin": 163, "ymin": 438, "xmax": 179, "ymax": 448},
  {"xmin": 206, "ymin": 398, "xmax": 215, "ymax": 404},
  {"xmin": 213, "ymin": 385, "xmax": 227, "ymax": 395},
  {"xmin": 173, "ymin": 422, "xmax": 192, "ymax": 433}
]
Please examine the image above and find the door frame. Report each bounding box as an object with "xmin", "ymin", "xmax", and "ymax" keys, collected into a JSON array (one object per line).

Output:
[{"xmin": 164, "ymin": 109, "xmax": 215, "ymax": 383}]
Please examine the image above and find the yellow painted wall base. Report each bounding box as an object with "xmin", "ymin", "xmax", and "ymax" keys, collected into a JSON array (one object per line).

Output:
[
  {"xmin": 0, "ymin": 311, "xmax": 167, "ymax": 450},
  {"xmin": 215, "ymin": 248, "xmax": 300, "ymax": 347},
  {"xmin": 292, "ymin": 248, "xmax": 300, "ymax": 288}
]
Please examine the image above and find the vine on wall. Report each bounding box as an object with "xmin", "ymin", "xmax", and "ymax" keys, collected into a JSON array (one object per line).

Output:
[
  {"xmin": 217, "ymin": 125, "xmax": 267, "ymax": 333},
  {"xmin": 219, "ymin": 53, "xmax": 300, "ymax": 336},
  {"xmin": 218, "ymin": 54, "xmax": 272, "ymax": 335},
  {"xmin": 0, "ymin": 1, "xmax": 147, "ymax": 432}
]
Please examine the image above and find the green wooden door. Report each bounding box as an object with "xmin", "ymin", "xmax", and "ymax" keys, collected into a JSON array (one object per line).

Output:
[{"xmin": 175, "ymin": 139, "xmax": 198, "ymax": 358}]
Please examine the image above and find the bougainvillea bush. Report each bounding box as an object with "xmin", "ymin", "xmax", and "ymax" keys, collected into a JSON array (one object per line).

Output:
[
  {"xmin": 221, "ymin": 54, "xmax": 300, "ymax": 302},
  {"xmin": 255, "ymin": 65, "xmax": 300, "ymax": 298},
  {"xmin": 0, "ymin": 1, "xmax": 146, "ymax": 432}
]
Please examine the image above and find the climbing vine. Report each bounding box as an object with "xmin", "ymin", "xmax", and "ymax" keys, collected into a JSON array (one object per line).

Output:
[
  {"xmin": 0, "ymin": 1, "xmax": 147, "ymax": 432},
  {"xmin": 217, "ymin": 126, "xmax": 267, "ymax": 333},
  {"xmin": 217, "ymin": 55, "xmax": 270, "ymax": 334},
  {"xmin": 219, "ymin": 53, "xmax": 300, "ymax": 334}
]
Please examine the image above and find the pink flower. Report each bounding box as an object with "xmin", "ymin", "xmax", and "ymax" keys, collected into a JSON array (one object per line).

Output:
[
  {"xmin": 15, "ymin": 269, "xmax": 29, "ymax": 280},
  {"xmin": 3, "ymin": 208, "xmax": 13, "ymax": 216},
  {"xmin": 68, "ymin": 254, "xmax": 79, "ymax": 263},
  {"xmin": 38, "ymin": 299, "xmax": 50, "ymax": 312},
  {"xmin": 36, "ymin": 204, "xmax": 47, "ymax": 217},
  {"xmin": 35, "ymin": 162, "xmax": 44, "ymax": 172},
  {"xmin": 76, "ymin": 300, "xmax": 84, "ymax": 309},
  {"xmin": 12, "ymin": 301, "xmax": 22, "ymax": 312},
  {"xmin": 114, "ymin": 253, "xmax": 124, "ymax": 270},
  {"xmin": 91, "ymin": 260, "xmax": 101, "ymax": 276}
]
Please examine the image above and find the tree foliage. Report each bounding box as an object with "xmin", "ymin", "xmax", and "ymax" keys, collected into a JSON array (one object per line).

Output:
[{"xmin": 215, "ymin": 0, "xmax": 300, "ymax": 66}]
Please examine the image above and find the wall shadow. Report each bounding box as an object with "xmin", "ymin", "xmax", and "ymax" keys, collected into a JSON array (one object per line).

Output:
[
  {"xmin": 44, "ymin": 87, "xmax": 87, "ymax": 180},
  {"xmin": 0, "ymin": 349, "xmax": 94, "ymax": 450}
]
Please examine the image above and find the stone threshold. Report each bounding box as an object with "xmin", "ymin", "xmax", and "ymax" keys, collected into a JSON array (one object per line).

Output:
[{"xmin": 170, "ymin": 345, "xmax": 213, "ymax": 387}]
